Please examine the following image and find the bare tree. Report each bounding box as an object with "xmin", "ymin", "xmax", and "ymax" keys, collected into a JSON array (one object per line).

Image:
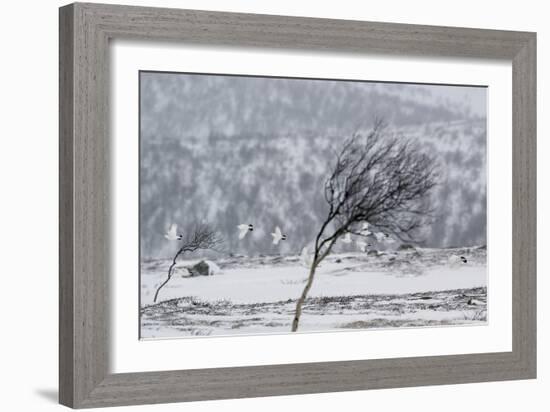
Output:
[
  {"xmin": 153, "ymin": 223, "xmax": 223, "ymax": 303},
  {"xmin": 291, "ymin": 120, "xmax": 439, "ymax": 331}
]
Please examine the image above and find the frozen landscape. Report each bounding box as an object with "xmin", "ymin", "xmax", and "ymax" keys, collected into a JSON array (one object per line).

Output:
[
  {"xmin": 139, "ymin": 72, "xmax": 487, "ymax": 339},
  {"xmin": 140, "ymin": 246, "xmax": 487, "ymax": 338}
]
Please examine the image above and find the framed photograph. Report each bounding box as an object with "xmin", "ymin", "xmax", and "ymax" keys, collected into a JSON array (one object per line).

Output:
[{"xmin": 59, "ymin": 2, "xmax": 536, "ymax": 408}]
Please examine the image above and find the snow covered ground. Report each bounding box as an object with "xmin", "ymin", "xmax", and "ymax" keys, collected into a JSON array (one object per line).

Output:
[{"xmin": 140, "ymin": 246, "xmax": 487, "ymax": 338}]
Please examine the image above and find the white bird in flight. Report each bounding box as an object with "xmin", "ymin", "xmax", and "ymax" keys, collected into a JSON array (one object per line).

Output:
[
  {"xmin": 341, "ymin": 233, "xmax": 352, "ymax": 244},
  {"xmin": 164, "ymin": 224, "xmax": 182, "ymax": 241},
  {"xmin": 448, "ymin": 255, "xmax": 468, "ymax": 267},
  {"xmin": 271, "ymin": 226, "xmax": 287, "ymax": 245},
  {"xmin": 237, "ymin": 223, "xmax": 254, "ymax": 240}
]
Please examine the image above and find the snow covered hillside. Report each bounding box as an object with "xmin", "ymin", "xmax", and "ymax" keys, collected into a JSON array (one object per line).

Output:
[
  {"xmin": 140, "ymin": 120, "xmax": 486, "ymax": 259},
  {"xmin": 140, "ymin": 73, "xmax": 487, "ymax": 259},
  {"xmin": 140, "ymin": 246, "xmax": 487, "ymax": 338}
]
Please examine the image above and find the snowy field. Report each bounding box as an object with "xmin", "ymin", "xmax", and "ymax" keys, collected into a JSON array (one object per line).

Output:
[{"xmin": 140, "ymin": 246, "xmax": 487, "ymax": 338}]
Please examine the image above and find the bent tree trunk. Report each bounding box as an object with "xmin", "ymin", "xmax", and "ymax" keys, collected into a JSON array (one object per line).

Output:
[
  {"xmin": 292, "ymin": 262, "xmax": 318, "ymax": 332},
  {"xmin": 153, "ymin": 249, "xmax": 185, "ymax": 303},
  {"xmin": 292, "ymin": 237, "xmax": 337, "ymax": 331}
]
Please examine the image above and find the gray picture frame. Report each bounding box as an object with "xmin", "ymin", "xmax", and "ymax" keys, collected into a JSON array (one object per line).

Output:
[{"xmin": 59, "ymin": 2, "xmax": 536, "ymax": 408}]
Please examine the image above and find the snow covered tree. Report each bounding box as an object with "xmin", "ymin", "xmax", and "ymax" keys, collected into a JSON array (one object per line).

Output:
[
  {"xmin": 153, "ymin": 223, "xmax": 223, "ymax": 303},
  {"xmin": 291, "ymin": 120, "xmax": 439, "ymax": 331}
]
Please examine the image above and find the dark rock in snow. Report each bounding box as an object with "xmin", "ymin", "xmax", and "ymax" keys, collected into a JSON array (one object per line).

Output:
[{"xmin": 187, "ymin": 261, "xmax": 212, "ymax": 277}]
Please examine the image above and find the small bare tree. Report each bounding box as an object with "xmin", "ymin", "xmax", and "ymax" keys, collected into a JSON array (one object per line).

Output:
[
  {"xmin": 153, "ymin": 223, "xmax": 223, "ymax": 303},
  {"xmin": 291, "ymin": 120, "xmax": 439, "ymax": 331}
]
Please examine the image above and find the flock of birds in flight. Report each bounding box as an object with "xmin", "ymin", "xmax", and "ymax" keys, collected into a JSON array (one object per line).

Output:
[
  {"xmin": 166, "ymin": 222, "xmax": 395, "ymax": 250},
  {"xmin": 235, "ymin": 222, "xmax": 396, "ymax": 251},
  {"xmin": 164, "ymin": 222, "xmax": 469, "ymax": 266},
  {"xmin": 237, "ymin": 224, "xmax": 289, "ymax": 244}
]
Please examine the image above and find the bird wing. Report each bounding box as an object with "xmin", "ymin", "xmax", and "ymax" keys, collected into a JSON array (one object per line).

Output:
[
  {"xmin": 167, "ymin": 223, "xmax": 177, "ymax": 236},
  {"xmin": 238, "ymin": 225, "xmax": 248, "ymax": 239},
  {"xmin": 271, "ymin": 227, "xmax": 283, "ymax": 244}
]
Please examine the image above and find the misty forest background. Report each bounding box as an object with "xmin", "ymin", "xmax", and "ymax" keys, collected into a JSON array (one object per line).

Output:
[{"xmin": 140, "ymin": 73, "xmax": 486, "ymax": 260}]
